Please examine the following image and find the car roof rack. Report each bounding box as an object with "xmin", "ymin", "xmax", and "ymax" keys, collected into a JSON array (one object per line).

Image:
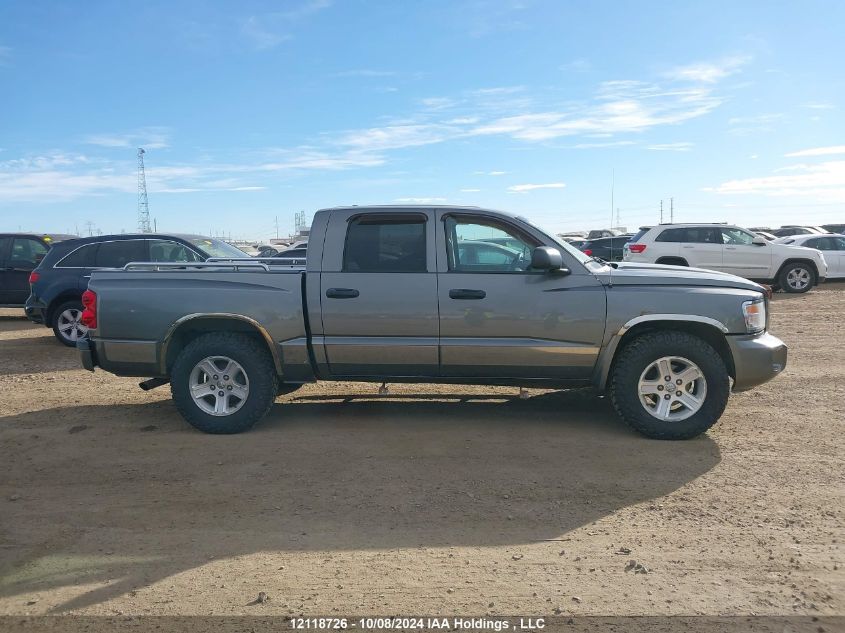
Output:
[{"xmin": 123, "ymin": 260, "xmax": 273, "ymax": 272}]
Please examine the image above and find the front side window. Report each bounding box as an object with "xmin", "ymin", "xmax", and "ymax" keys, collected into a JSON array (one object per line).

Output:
[
  {"xmin": 721, "ymin": 228, "xmax": 755, "ymax": 245},
  {"xmin": 148, "ymin": 239, "xmax": 203, "ymax": 262},
  {"xmin": 447, "ymin": 217, "xmax": 537, "ymax": 272},
  {"xmin": 95, "ymin": 240, "xmax": 147, "ymax": 268},
  {"xmin": 187, "ymin": 238, "xmax": 246, "ymax": 259},
  {"xmin": 343, "ymin": 215, "xmax": 427, "ymax": 272},
  {"xmin": 10, "ymin": 238, "xmax": 48, "ymax": 266},
  {"xmin": 832, "ymin": 237, "xmax": 845, "ymax": 250}
]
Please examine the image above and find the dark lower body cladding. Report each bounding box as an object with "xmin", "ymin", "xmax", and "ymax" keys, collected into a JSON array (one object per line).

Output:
[
  {"xmin": 726, "ymin": 332, "xmax": 787, "ymax": 391},
  {"xmin": 77, "ymin": 335, "xmax": 97, "ymax": 371}
]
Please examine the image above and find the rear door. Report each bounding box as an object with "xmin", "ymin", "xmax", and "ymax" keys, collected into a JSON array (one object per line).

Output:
[
  {"xmin": 678, "ymin": 227, "xmax": 723, "ymax": 270},
  {"xmin": 720, "ymin": 227, "xmax": 772, "ymax": 279},
  {"xmin": 437, "ymin": 212, "xmax": 606, "ymax": 379},
  {"xmin": 3, "ymin": 237, "xmax": 48, "ymax": 304},
  {"xmin": 318, "ymin": 210, "xmax": 439, "ymax": 377}
]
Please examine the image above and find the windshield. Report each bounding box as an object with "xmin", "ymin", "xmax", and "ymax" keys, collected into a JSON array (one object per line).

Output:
[{"xmin": 188, "ymin": 238, "xmax": 248, "ymax": 259}]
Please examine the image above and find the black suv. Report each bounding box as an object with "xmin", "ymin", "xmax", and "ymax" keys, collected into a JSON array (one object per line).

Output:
[
  {"xmin": 26, "ymin": 233, "xmax": 246, "ymax": 346},
  {"xmin": 578, "ymin": 235, "xmax": 631, "ymax": 262},
  {"xmin": 1, "ymin": 233, "xmax": 76, "ymax": 307}
]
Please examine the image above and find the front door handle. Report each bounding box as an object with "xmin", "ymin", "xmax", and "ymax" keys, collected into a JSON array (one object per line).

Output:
[
  {"xmin": 326, "ymin": 288, "xmax": 360, "ymax": 299},
  {"xmin": 449, "ymin": 288, "xmax": 486, "ymax": 300}
]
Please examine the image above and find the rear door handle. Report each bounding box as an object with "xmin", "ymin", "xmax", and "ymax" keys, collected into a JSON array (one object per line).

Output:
[
  {"xmin": 449, "ymin": 289, "xmax": 486, "ymax": 300},
  {"xmin": 325, "ymin": 288, "xmax": 359, "ymax": 299}
]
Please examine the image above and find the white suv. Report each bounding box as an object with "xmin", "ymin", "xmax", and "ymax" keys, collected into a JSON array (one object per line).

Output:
[{"xmin": 623, "ymin": 223, "xmax": 828, "ymax": 293}]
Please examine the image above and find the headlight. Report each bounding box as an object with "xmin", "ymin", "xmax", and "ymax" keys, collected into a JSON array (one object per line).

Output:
[{"xmin": 742, "ymin": 297, "xmax": 766, "ymax": 334}]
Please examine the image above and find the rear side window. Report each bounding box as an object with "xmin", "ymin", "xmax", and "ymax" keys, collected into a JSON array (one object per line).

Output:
[
  {"xmin": 343, "ymin": 215, "xmax": 427, "ymax": 273},
  {"xmin": 656, "ymin": 228, "xmax": 686, "ymax": 242},
  {"xmin": 95, "ymin": 240, "xmax": 147, "ymax": 268},
  {"xmin": 629, "ymin": 228, "xmax": 650, "ymax": 243},
  {"xmin": 57, "ymin": 243, "xmax": 96, "ymax": 267},
  {"xmin": 687, "ymin": 228, "xmax": 721, "ymax": 243}
]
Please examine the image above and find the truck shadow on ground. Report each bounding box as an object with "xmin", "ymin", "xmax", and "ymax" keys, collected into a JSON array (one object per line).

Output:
[{"xmin": 0, "ymin": 389, "xmax": 721, "ymax": 613}]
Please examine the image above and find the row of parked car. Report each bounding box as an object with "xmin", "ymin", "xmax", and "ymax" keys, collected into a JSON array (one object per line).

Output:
[{"xmin": 563, "ymin": 223, "xmax": 845, "ymax": 294}]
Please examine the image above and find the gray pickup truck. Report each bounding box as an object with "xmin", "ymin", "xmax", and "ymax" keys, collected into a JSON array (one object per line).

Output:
[{"xmin": 78, "ymin": 205, "xmax": 787, "ymax": 439}]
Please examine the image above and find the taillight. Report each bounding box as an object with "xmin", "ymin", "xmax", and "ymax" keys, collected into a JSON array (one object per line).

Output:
[
  {"xmin": 81, "ymin": 290, "xmax": 97, "ymax": 329},
  {"xmin": 629, "ymin": 244, "xmax": 647, "ymax": 253},
  {"xmin": 29, "ymin": 271, "xmax": 40, "ymax": 284},
  {"xmin": 583, "ymin": 249, "xmax": 593, "ymax": 256}
]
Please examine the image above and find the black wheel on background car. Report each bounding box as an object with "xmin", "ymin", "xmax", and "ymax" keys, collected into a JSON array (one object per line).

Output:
[
  {"xmin": 609, "ymin": 331, "xmax": 730, "ymax": 440},
  {"xmin": 778, "ymin": 263, "xmax": 814, "ymax": 293},
  {"xmin": 51, "ymin": 299, "xmax": 88, "ymax": 347},
  {"xmin": 170, "ymin": 332, "xmax": 278, "ymax": 434}
]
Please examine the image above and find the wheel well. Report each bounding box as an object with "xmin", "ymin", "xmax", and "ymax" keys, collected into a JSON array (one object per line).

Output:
[
  {"xmin": 610, "ymin": 320, "xmax": 735, "ymax": 382},
  {"xmin": 655, "ymin": 257, "xmax": 689, "ymax": 266},
  {"xmin": 46, "ymin": 292, "xmax": 83, "ymax": 325},
  {"xmin": 163, "ymin": 317, "xmax": 280, "ymax": 375},
  {"xmin": 775, "ymin": 258, "xmax": 819, "ymax": 283}
]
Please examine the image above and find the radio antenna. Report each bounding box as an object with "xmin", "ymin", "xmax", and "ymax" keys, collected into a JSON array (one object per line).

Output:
[{"xmin": 609, "ymin": 169, "xmax": 615, "ymax": 286}]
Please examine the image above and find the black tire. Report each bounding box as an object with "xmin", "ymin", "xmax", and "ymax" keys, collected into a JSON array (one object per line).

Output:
[
  {"xmin": 277, "ymin": 383, "xmax": 304, "ymax": 396},
  {"xmin": 609, "ymin": 331, "xmax": 730, "ymax": 440},
  {"xmin": 778, "ymin": 262, "xmax": 814, "ymax": 294},
  {"xmin": 51, "ymin": 299, "xmax": 86, "ymax": 347},
  {"xmin": 170, "ymin": 332, "xmax": 278, "ymax": 434}
]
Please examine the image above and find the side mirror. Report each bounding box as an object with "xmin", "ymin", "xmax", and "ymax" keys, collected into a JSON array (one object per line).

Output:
[
  {"xmin": 531, "ymin": 246, "xmax": 569, "ymax": 274},
  {"xmin": 752, "ymin": 236, "xmax": 767, "ymax": 245}
]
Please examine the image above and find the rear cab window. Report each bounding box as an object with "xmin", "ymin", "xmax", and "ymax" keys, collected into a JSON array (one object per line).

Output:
[{"xmin": 343, "ymin": 214, "xmax": 427, "ymax": 272}]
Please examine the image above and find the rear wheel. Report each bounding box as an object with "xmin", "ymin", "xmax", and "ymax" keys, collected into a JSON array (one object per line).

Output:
[
  {"xmin": 52, "ymin": 300, "xmax": 87, "ymax": 347},
  {"xmin": 609, "ymin": 331, "xmax": 730, "ymax": 440},
  {"xmin": 171, "ymin": 332, "xmax": 278, "ymax": 434},
  {"xmin": 779, "ymin": 263, "xmax": 814, "ymax": 293}
]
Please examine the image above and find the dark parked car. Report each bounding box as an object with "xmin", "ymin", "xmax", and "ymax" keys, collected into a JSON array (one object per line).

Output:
[
  {"xmin": 821, "ymin": 224, "xmax": 845, "ymax": 235},
  {"xmin": 26, "ymin": 233, "xmax": 246, "ymax": 345},
  {"xmin": 579, "ymin": 235, "xmax": 630, "ymax": 261},
  {"xmin": 271, "ymin": 247, "xmax": 307, "ymax": 266},
  {"xmin": 0, "ymin": 233, "xmax": 76, "ymax": 307}
]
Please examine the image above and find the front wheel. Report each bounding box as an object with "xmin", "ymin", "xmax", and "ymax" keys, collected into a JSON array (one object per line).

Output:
[
  {"xmin": 609, "ymin": 331, "xmax": 730, "ymax": 440},
  {"xmin": 171, "ymin": 332, "xmax": 278, "ymax": 434},
  {"xmin": 779, "ymin": 263, "xmax": 814, "ymax": 293}
]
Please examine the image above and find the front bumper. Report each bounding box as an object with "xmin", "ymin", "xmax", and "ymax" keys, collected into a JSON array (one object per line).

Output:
[
  {"xmin": 727, "ymin": 332, "xmax": 787, "ymax": 391},
  {"xmin": 77, "ymin": 335, "xmax": 97, "ymax": 372}
]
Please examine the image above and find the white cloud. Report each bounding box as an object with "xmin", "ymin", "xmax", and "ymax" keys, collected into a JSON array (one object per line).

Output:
[
  {"xmin": 240, "ymin": 1, "xmax": 331, "ymax": 50},
  {"xmin": 573, "ymin": 140, "xmax": 636, "ymax": 149},
  {"xmin": 728, "ymin": 113, "xmax": 784, "ymax": 135},
  {"xmin": 394, "ymin": 197, "xmax": 447, "ymax": 204},
  {"xmin": 85, "ymin": 127, "xmax": 170, "ymax": 149},
  {"xmin": 664, "ymin": 55, "xmax": 750, "ymax": 83},
  {"xmin": 460, "ymin": 188, "xmax": 481, "ymax": 193},
  {"xmin": 647, "ymin": 142, "xmax": 694, "ymax": 151},
  {"xmin": 709, "ymin": 160, "xmax": 845, "ymax": 203},
  {"xmin": 508, "ymin": 183, "xmax": 566, "ymax": 193},
  {"xmin": 784, "ymin": 145, "xmax": 845, "ymax": 158},
  {"xmin": 560, "ymin": 59, "xmax": 591, "ymax": 72},
  {"xmin": 332, "ymin": 69, "xmax": 396, "ymax": 78},
  {"xmin": 240, "ymin": 16, "xmax": 291, "ymax": 49},
  {"xmin": 802, "ymin": 101, "xmax": 835, "ymax": 110}
]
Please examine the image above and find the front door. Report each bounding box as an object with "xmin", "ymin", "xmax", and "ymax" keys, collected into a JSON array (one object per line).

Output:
[
  {"xmin": 720, "ymin": 227, "xmax": 772, "ymax": 279},
  {"xmin": 2, "ymin": 237, "xmax": 48, "ymax": 304},
  {"xmin": 437, "ymin": 213, "xmax": 606, "ymax": 379},
  {"xmin": 319, "ymin": 210, "xmax": 439, "ymax": 377}
]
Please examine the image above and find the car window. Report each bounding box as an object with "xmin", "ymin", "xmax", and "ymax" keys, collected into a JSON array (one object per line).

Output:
[
  {"xmin": 684, "ymin": 227, "xmax": 720, "ymax": 243},
  {"xmin": 57, "ymin": 243, "xmax": 96, "ymax": 267},
  {"xmin": 447, "ymin": 217, "xmax": 536, "ymax": 272},
  {"xmin": 0, "ymin": 237, "xmax": 10, "ymax": 261},
  {"xmin": 721, "ymin": 228, "xmax": 755, "ymax": 245},
  {"xmin": 9, "ymin": 237, "xmax": 48, "ymax": 266},
  {"xmin": 343, "ymin": 215, "xmax": 427, "ymax": 273},
  {"xmin": 148, "ymin": 239, "xmax": 203, "ymax": 262},
  {"xmin": 95, "ymin": 240, "xmax": 147, "ymax": 268},
  {"xmin": 832, "ymin": 237, "xmax": 845, "ymax": 250},
  {"xmin": 187, "ymin": 238, "xmax": 246, "ymax": 259},
  {"xmin": 629, "ymin": 228, "xmax": 650, "ymax": 243},
  {"xmin": 655, "ymin": 228, "xmax": 686, "ymax": 242}
]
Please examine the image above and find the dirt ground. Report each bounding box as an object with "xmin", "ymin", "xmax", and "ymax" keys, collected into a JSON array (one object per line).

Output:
[{"xmin": 0, "ymin": 286, "xmax": 842, "ymax": 620}]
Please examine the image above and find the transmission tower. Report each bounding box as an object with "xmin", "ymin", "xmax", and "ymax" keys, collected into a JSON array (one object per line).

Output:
[{"xmin": 137, "ymin": 148, "xmax": 151, "ymax": 233}]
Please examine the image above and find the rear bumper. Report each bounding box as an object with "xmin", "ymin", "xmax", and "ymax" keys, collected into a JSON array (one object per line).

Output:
[
  {"xmin": 77, "ymin": 335, "xmax": 97, "ymax": 372},
  {"xmin": 727, "ymin": 332, "xmax": 787, "ymax": 391},
  {"xmin": 24, "ymin": 296, "xmax": 46, "ymax": 324}
]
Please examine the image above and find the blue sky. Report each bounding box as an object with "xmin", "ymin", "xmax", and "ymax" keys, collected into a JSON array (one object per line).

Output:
[{"xmin": 1, "ymin": 0, "xmax": 843, "ymax": 239}]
